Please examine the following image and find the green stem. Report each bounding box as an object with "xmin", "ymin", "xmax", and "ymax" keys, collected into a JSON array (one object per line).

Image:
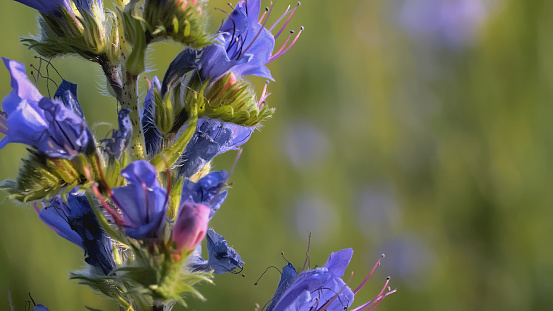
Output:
[{"xmin": 121, "ymin": 69, "xmax": 146, "ymax": 160}]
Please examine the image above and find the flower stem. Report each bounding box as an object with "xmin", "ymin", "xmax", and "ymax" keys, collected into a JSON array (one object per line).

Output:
[{"xmin": 120, "ymin": 69, "xmax": 146, "ymax": 160}]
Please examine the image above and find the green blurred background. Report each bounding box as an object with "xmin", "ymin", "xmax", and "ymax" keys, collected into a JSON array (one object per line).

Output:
[{"xmin": 1, "ymin": 0, "xmax": 553, "ymax": 310}]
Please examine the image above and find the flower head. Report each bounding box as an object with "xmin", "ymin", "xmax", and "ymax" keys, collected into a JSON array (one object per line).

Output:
[
  {"xmin": 0, "ymin": 58, "xmax": 92, "ymax": 159},
  {"xmin": 36, "ymin": 192, "xmax": 115, "ymax": 275},
  {"xmin": 198, "ymin": 0, "xmax": 302, "ymax": 81},
  {"xmin": 178, "ymin": 118, "xmax": 254, "ymax": 177},
  {"xmin": 110, "ymin": 160, "xmax": 168, "ymax": 240},
  {"xmin": 268, "ymin": 249, "xmax": 396, "ymax": 311},
  {"xmin": 189, "ymin": 228, "xmax": 244, "ymax": 274},
  {"xmin": 181, "ymin": 170, "xmax": 229, "ymax": 218}
]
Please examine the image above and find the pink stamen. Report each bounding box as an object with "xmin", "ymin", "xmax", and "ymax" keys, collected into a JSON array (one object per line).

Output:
[
  {"xmin": 365, "ymin": 289, "xmax": 397, "ymax": 311},
  {"xmin": 84, "ymin": 157, "xmax": 128, "ymax": 225},
  {"xmin": 271, "ymin": 4, "xmax": 300, "ymax": 39},
  {"xmin": 268, "ymin": 4, "xmax": 291, "ymax": 32},
  {"xmin": 354, "ymin": 254, "xmax": 384, "ymax": 295},
  {"xmin": 272, "ymin": 31, "xmax": 293, "ymax": 58},
  {"xmin": 258, "ymin": 80, "xmax": 271, "ymax": 107},
  {"xmin": 351, "ymin": 277, "xmax": 392, "ymax": 311},
  {"xmin": 91, "ymin": 182, "xmax": 128, "ymax": 226},
  {"xmin": 269, "ymin": 26, "xmax": 303, "ymax": 63},
  {"xmin": 259, "ymin": 7, "xmax": 269, "ymax": 24}
]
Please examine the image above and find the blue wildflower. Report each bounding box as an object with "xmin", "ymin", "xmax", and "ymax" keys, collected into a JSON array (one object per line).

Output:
[
  {"xmin": 101, "ymin": 108, "xmax": 132, "ymax": 158},
  {"xmin": 198, "ymin": 0, "xmax": 302, "ymax": 81},
  {"xmin": 14, "ymin": 0, "xmax": 102, "ymax": 15},
  {"xmin": 189, "ymin": 228, "xmax": 244, "ymax": 274},
  {"xmin": 33, "ymin": 305, "xmax": 49, "ymax": 311},
  {"xmin": 36, "ymin": 192, "xmax": 115, "ymax": 275},
  {"xmin": 110, "ymin": 160, "xmax": 168, "ymax": 240},
  {"xmin": 181, "ymin": 170, "xmax": 229, "ymax": 218},
  {"xmin": 268, "ymin": 249, "xmax": 396, "ymax": 311},
  {"xmin": 0, "ymin": 58, "xmax": 92, "ymax": 159},
  {"xmin": 178, "ymin": 118, "xmax": 254, "ymax": 178}
]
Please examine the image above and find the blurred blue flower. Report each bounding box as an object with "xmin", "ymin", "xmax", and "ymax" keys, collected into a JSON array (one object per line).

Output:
[
  {"xmin": 399, "ymin": 0, "xmax": 490, "ymax": 48},
  {"xmin": 0, "ymin": 58, "xmax": 92, "ymax": 159},
  {"xmin": 181, "ymin": 170, "xmax": 229, "ymax": 218},
  {"xmin": 189, "ymin": 228, "xmax": 244, "ymax": 274},
  {"xmin": 33, "ymin": 305, "xmax": 49, "ymax": 311},
  {"xmin": 14, "ymin": 0, "xmax": 102, "ymax": 15},
  {"xmin": 199, "ymin": 0, "xmax": 275, "ymax": 80},
  {"xmin": 37, "ymin": 192, "xmax": 115, "ymax": 275},
  {"xmin": 267, "ymin": 249, "xmax": 355, "ymax": 311},
  {"xmin": 111, "ymin": 160, "xmax": 168, "ymax": 240},
  {"xmin": 178, "ymin": 118, "xmax": 253, "ymax": 177}
]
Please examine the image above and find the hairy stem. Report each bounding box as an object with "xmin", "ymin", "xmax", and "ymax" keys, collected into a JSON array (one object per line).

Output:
[{"xmin": 121, "ymin": 69, "xmax": 146, "ymax": 160}]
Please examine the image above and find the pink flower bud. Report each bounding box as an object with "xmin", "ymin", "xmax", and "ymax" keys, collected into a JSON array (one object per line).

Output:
[{"xmin": 172, "ymin": 202, "xmax": 210, "ymax": 258}]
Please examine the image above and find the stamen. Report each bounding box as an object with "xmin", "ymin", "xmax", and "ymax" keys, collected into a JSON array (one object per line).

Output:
[
  {"xmin": 351, "ymin": 277, "xmax": 392, "ymax": 311},
  {"xmin": 259, "ymin": 7, "xmax": 269, "ymax": 24},
  {"xmin": 258, "ymin": 80, "xmax": 271, "ymax": 107},
  {"xmin": 353, "ymin": 253, "xmax": 385, "ymax": 295},
  {"xmin": 301, "ymin": 232, "xmax": 312, "ymax": 271},
  {"xmin": 0, "ymin": 126, "xmax": 7, "ymax": 135},
  {"xmin": 227, "ymin": 2, "xmax": 234, "ymax": 10},
  {"xmin": 269, "ymin": 26, "xmax": 303, "ymax": 63},
  {"xmin": 272, "ymin": 30, "xmax": 294, "ymax": 58},
  {"xmin": 270, "ymin": 2, "xmax": 301, "ymax": 39}
]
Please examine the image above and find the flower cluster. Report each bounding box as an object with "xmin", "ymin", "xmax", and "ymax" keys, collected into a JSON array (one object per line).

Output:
[{"xmin": 1, "ymin": 0, "xmax": 393, "ymax": 310}]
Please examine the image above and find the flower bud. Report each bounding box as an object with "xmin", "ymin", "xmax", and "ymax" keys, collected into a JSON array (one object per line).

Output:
[{"xmin": 171, "ymin": 202, "xmax": 210, "ymax": 259}]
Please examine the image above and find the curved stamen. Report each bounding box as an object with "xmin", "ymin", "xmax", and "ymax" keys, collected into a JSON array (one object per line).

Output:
[
  {"xmin": 271, "ymin": 2, "xmax": 301, "ymax": 39},
  {"xmin": 354, "ymin": 253, "xmax": 385, "ymax": 295},
  {"xmin": 259, "ymin": 6, "xmax": 269, "ymax": 24},
  {"xmin": 269, "ymin": 26, "xmax": 303, "ymax": 63},
  {"xmin": 258, "ymin": 80, "xmax": 270, "ymax": 107}
]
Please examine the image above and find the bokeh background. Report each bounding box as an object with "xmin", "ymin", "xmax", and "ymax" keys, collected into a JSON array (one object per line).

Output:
[{"xmin": 1, "ymin": 0, "xmax": 552, "ymax": 310}]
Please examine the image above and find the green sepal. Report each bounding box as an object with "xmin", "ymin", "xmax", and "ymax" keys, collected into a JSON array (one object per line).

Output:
[
  {"xmin": 119, "ymin": 8, "xmax": 147, "ymax": 75},
  {"xmin": 143, "ymin": 0, "xmax": 212, "ymax": 48},
  {"xmin": 155, "ymin": 88, "xmax": 175, "ymax": 134},
  {"xmin": 187, "ymin": 73, "xmax": 275, "ymax": 126},
  {"xmin": 0, "ymin": 150, "xmax": 80, "ymax": 202},
  {"xmin": 168, "ymin": 177, "xmax": 184, "ymax": 221},
  {"xmin": 21, "ymin": 6, "xmax": 114, "ymax": 63},
  {"xmin": 150, "ymin": 103, "xmax": 198, "ymax": 172}
]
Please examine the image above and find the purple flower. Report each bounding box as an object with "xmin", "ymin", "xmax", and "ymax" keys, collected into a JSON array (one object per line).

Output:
[
  {"xmin": 101, "ymin": 108, "xmax": 132, "ymax": 158},
  {"xmin": 178, "ymin": 118, "xmax": 254, "ymax": 178},
  {"xmin": 198, "ymin": 0, "xmax": 302, "ymax": 81},
  {"xmin": 181, "ymin": 170, "xmax": 229, "ymax": 218},
  {"xmin": 36, "ymin": 192, "xmax": 115, "ymax": 275},
  {"xmin": 268, "ymin": 249, "xmax": 396, "ymax": 311},
  {"xmin": 33, "ymin": 305, "xmax": 49, "ymax": 311},
  {"xmin": 14, "ymin": 0, "xmax": 102, "ymax": 15},
  {"xmin": 189, "ymin": 228, "xmax": 244, "ymax": 274},
  {"xmin": 0, "ymin": 58, "xmax": 92, "ymax": 159},
  {"xmin": 110, "ymin": 160, "xmax": 168, "ymax": 240},
  {"xmin": 268, "ymin": 249, "xmax": 355, "ymax": 311},
  {"xmin": 172, "ymin": 202, "xmax": 210, "ymax": 257}
]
